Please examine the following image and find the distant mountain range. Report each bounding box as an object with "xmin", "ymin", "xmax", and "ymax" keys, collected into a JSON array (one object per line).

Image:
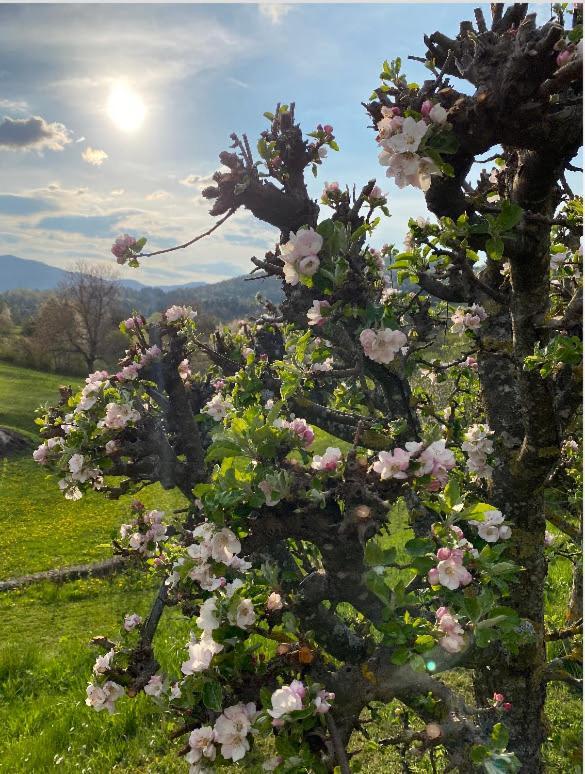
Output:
[
  {"xmin": 0, "ymin": 254, "xmax": 215, "ymax": 292},
  {"xmin": 0, "ymin": 254, "xmax": 283, "ymax": 324}
]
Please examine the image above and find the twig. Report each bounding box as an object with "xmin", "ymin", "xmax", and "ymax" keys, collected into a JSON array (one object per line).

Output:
[
  {"xmin": 545, "ymin": 619, "xmax": 583, "ymax": 641},
  {"xmin": 326, "ymin": 714, "xmax": 351, "ymax": 774},
  {"xmin": 140, "ymin": 581, "xmax": 168, "ymax": 646},
  {"xmin": 545, "ymin": 509, "xmax": 581, "ymax": 541},
  {"xmin": 137, "ymin": 209, "xmax": 236, "ymax": 259}
]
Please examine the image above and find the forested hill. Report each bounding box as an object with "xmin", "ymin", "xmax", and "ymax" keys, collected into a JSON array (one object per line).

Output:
[{"xmin": 0, "ymin": 272, "xmax": 283, "ymax": 325}]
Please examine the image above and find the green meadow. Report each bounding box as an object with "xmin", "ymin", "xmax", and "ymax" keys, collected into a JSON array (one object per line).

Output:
[{"xmin": 0, "ymin": 362, "xmax": 580, "ymax": 772}]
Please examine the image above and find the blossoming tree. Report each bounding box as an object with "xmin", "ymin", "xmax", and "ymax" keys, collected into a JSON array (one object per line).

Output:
[{"xmin": 35, "ymin": 5, "xmax": 582, "ymax": 773}]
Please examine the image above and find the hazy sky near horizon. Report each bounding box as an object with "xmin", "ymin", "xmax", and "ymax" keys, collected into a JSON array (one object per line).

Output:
[{"xmin": 0, "ymin": 2, "xmax": 575, "ymax": 286}]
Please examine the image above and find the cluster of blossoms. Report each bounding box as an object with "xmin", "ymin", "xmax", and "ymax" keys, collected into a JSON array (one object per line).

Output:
[
  {"xmin": 373, "ymin": 439, "xmax": 456, "ymax": 491},
  {"xmin": 376, "ymin": 102, "xmax": 448, "ymax": 191},
  {"xmin": 311, "ymin": 446, "xmax": 342, "ymax": 472},
  {"xmin": 85, "ymin": 679, "xmax": 125, "ymax": 714},
  {"xmin": 171, "ymin": 522, "xmax": 252, "ymax": 594},
  {"xmin": 274, "ymin": 416, "xmax": 315, "ymax": 448},
  {"xmin": 186, "ymin": 702, "xmax": 259, "ymax": 766},
  {"xmin": 281, "ymin": 228, "xmax": 323, "ymax": 286},
  {"xmin": 111, "ymin": 234, "xmax": 138, "ymax": 264},
  {"xmin": 428, "ymin": 547, "xmax": 473, "ymax": 591},
  {"xmin": 555, "ymin": 37, "xmax": 583, "ymax": 68},
  {"xmin": 321, "ymin": 180, "xmax": 341, "ymax": 204},
  {"xmin": 462, "ymin": 423, "xmax": 494, "ymax": 479},
  {"xmin": 60, "ymin": 452, "xmax": 103, "ymax": 500},
  {"xmin": 450, "ymin": 304, "xmax": 487, "ymax": 335},
  {"xmin": 120, "ymin": 503, "xmax": 168, "ymax": 555},
  {"xmin": 268, "ymin": 680, "xmax": 334, "ymax": 726},
  {"xmin": 469, "ymin": 510, "xmax": 511, "ymax": 543},
  {"xmin": 360, "ymin": 326, "xmax": 408, "ymax": 364},
  {"xmin": 164, "ymin": 304, "xmax": 197, "ymax": 323},
  {"xmin": 435, "ymin": 607, "xmax": 466, "ymax": 654},
  {"xmin": 32, "ymin": 435, "xmax": 64, "ymax": 466},
  {"xmin": 492, "ymin": 692, "xmax": 512, "ymax": 713}
]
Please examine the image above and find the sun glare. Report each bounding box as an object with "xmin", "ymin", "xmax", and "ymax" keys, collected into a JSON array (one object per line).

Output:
[{"xmin": 107, "ymin": 82, "xmax": 146, "ymax": 132}]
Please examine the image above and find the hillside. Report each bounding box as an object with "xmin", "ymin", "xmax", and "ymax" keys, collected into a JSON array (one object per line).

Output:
[
  {"xmin": 0, "ymin": 263, "xmax": 283, "ymax": 325},
  {"xmin": 0, "ymin": 254, "xmax": 148, "ymax": 292}
]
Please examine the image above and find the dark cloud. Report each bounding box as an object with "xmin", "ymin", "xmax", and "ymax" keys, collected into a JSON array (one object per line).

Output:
[
  {"xmin": 0, "ymin": 115, "xmax": 72, "ymax": 151},
  {"xmin": 36, "ymin": 212, "xmax": 136, "ymax": 238},
  {"xmin": 0, "ymin": 194, "xmax": 57, "ymax": 215}
]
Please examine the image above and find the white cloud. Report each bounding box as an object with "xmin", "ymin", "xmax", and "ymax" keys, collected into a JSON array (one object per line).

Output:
[
  {"xmin": 0, "ymin": 98, "xmax": 29, "ymax": 113},
  {"xmin": 227, "ymin": 77, "xmax": 249, "ymax": 89},
  {"xmin": 180, "ymin": 172, "xmax": 215, "ymax": 188},
  {"xmin": 146, "ymin": 190, "xmax": 171, "ymax": 201},
  {"xmin": 81, "ymin": 146, "xmax": 108, "ymax": 166},
  {"xmin": 259, "ymin": 4, "xmax": 294, "ymax": 24}
]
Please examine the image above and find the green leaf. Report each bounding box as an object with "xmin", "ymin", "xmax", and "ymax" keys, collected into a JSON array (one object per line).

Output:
[
  {"xmin": 202, "ymin": 680, "xmax": 223, "ymax": 712},
  {"xmin": 471, "ymin": 744, "xmax": 489, "ymax": 764},
  {"xmin": 495, "ymin": 201, "xmax": 523, "ymax": 232},
  {"xmin": 443, "ymin": 478, "xmax": 461, "ymax": 509},
  {"xmin": 205, "ymin": 441, "xmax": 244, "ymax": 462},
  {"xmin": 405, "ymin": 537, "xmax": 434, "ymax": 557},
  {"xmin": 490, "ymin": 723, "xmax": 509, "ymax": 751},
  {"xmin": 486, "ymin": 236, "xmax": 504, "ymax": 261}
]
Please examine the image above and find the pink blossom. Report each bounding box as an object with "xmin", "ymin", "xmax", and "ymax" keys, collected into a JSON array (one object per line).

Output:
[
  {"xmin": 140, "ymin": 345, "xmax": 161, "ymax": 365},
  {"xmin": 164, "ymin": 304, "xmax": 196, "ymax": 322},
  {"xmin": 116, "ymin": 363, "xmax": 140, "ymax": 381},
  {"xmin": 87, "ymin": 370, "xmax": 109, "ymax": 383},
  {"xmin": 178, "ymin": 358, "xmax": 192, "ymax": 382},
  {"xmin": 360, "ymin": 327, "xmax": 408, "ymax": 364},
  {"xmin": 372, "ymin": 448, "xmax": 411, "ymax": 480},
  {"xmin": 311, "ymin": 446, "xmax": 342, "ymax": 471},
  {"xmin": 33, "ymin": 444, "xmax": 50, "ymax": 464},
  {"xmin": 464, "ymin": 355, "xmax": 478, "ymax": 369},
  {"xmin": 268, "ymin": 683, "xmax": 305, "ymax": 719},
  {"xmin": 323, "ymin": 124, "xmax": 333, "ymax": 134},
  {"xmin": 144, "ymin": 674, "xmax": 165, "ymax": 697},
  {"xmin": 436, "ymin": 547, "xmax": 452, "ymax": 561},
  {"xmin": 557, "ymin": 48, "xmax": 572, "ymax": 68},
  {"xmin": 436, "ymin": 556, "xmax": 472, "ymax": 590},
  {"xmin": 428, "ymin": 567, "xmax": 440, "ymax": 585},
  {"xmin": 323, "ymin": 181, "xmax": 339, "ymax": 196},
  {"xmin": 385, "ymin": 117, "xmax": 428, "ymax": 154},
  {"xmin": 421, "ymin": 100, "xmax": 433, "ymax": 118},
  {"xmin": 314, "ymin": 690, "xmax": 335, "ymax": 714},
  {"xmin": 307, "ymin": 299, "xmax": 331, "ymax": 326},
  {"xmin": 99, "ymin": 402, "xmax": 140, "ymax": 429},
  {"xmin": 298, "ymin": 254, "xmax": 320, "ymax": 276},
  {"xmin": 417, "ymin": 440, "xmax": 456, "ymax": 487},
  {"xmin": 123, "ymin": 612, "xmax": 142, "ymax": 631},
  {"xmin": 85, "ymin": 681, "xmax": 125, "ymax": 714},
  {"xmin": 429, "ymin": 103, "xmax": 448, "ymax": 124},
  {"xmin": 436, "ymin": 608, "xmax": 466, "ymax": 653},
  {"xmin": 267, "ymin": 592, "xmax": 283, "ymax": 611},
  {"xmin": 286, "ymin": 417, "xmax": 315, "ymax": 447}
]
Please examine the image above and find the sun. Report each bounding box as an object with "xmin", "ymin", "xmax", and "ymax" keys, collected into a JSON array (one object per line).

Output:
[{"xmin": 107, "ymin": 82, "xmax": 146, "ymax": 132}]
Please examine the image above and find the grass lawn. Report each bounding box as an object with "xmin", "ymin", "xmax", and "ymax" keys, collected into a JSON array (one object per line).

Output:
[
  {"xmin": 0, "ymin": 361, "xmax": 581, "ymax": 772},
  {"xmin": 0, "ymin": 361, "xmax": 80, "ymax": 437}
]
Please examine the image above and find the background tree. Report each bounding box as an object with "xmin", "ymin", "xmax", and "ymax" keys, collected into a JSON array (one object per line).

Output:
[
  {"xmin": 32, "ymin": 261, "xmax": 122, "ymax": 373},
  {"xmin": 35, "ymin": 5, "xmax": 582, "ymax": 773}
]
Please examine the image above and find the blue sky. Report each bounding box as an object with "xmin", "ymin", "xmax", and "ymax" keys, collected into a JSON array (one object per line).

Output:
[{"xmin": 0, "ymin": 2, "xmax": 576, "ymax": 286}]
